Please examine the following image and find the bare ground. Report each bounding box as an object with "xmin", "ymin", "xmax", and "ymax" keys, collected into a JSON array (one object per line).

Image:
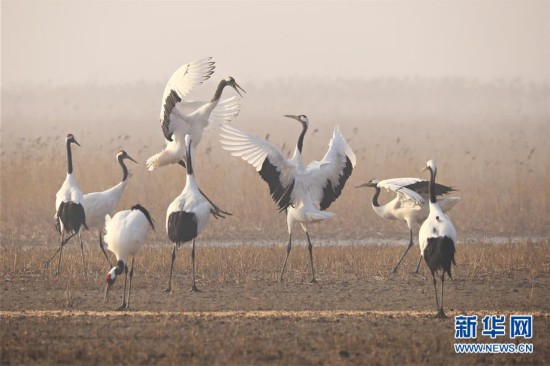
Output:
[{"xmin": 1, "ymin": 243, "xmax": 549, "ymax": 365}]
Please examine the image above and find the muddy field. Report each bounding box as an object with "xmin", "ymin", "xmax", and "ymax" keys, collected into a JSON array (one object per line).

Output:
[{"xmin": 1, "ymin": 242, "xmax": 549, "ymax": 365}]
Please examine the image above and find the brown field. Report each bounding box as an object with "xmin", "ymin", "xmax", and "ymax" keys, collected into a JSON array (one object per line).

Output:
[{"xmin": 1, "ymin": 242, "xmax": 549, "ymax": 365}]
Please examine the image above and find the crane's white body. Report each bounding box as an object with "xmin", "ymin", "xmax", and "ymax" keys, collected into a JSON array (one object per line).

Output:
[
  {"xmin": 419, "ymin": 202, "xmax": 458, "ymax": 256},
  {"xmin": 166, "ymin": 175, "xmax": 211, "ymax": 235},
  {"xmin": 83, "ymin": 180, "xmax": 128, "ymax": 230},
  {"xmin": 146, "ymin": 58, "xmax": 241, "ymax": 171},
  {"xmin": 55, "ymin": 173, "xmax": 84, "ymax": 232},
  {"xmin": 104, "ymin": 209, "xmax": 151, "ymax": 263}
]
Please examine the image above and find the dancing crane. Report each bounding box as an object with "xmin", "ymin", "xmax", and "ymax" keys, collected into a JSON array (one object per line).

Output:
[
  {"xmin": 45, "ymin": 133, "xmax": 88, "ymax": 275},
  {"xmin": 164, "ymin": 134, "xmax": 217, "ymax": 292},
  {"xmin": 419, "ymin": 160, "xmax": 457, "ymax": 318},
  {"xmin": 356, "ymin": 178, "xmax": 459, "ymax": 274},
  {"xmin": 101, "ymin": 204, "xmax": 155, "ymax": 311},
  {"xmin": 83, "ymin": 150, "xmax": 137, "ymax": 265},
  {"xmin": 220, "ymin": 115, "xmax": 356, "ymax": 283},
  {"xmin": 146, "ymin": 57, "xmax": 244, "ymax": 171}
]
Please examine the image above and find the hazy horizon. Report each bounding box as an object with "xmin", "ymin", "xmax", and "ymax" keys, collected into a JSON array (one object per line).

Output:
[{"xmin": 2, "ymin": 1, "xmax": 549, "ymax": 89}]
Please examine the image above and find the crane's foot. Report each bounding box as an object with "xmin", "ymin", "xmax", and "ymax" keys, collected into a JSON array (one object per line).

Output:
[
  {"xmin": 163, "ymin": 286, "xmax": 172, "ymax": 293},
  {"xmin": 308, "ymin": 278, "xmax": 318, "ymax": 284},
  {"xmin": 391, "ymin": 267, "xmax": 399, "ymax": 275},
  {"xmin": 434, "ymin": 309, "xmax": 447, "ymax": 319},
  {"xmin": 190, "ymin": 285, "xmax": 201, "ymax": 293},
  {"xmin": 43, "ymin": 261, "xmax": 50, "ymax": 269},
  {"xmin": 116, "ymin": 303, "xmax": 128, "ymax": 311}
]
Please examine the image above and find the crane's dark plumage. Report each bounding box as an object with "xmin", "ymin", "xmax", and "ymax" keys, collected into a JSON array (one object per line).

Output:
[
  {"xmin": 320, "ymin": 157, "xmax": 354, "ymax": 210},
  {"xmin": 406, "ymin": 181, "xmax": 456, "ymax": 197},
  {"xmin": 259, "ymin": 158, "xmax": 295, "ymax": 212},
  {"xmin": 423, "ymin": 236, "xmax": 456, "ymax": 279},
  {"xmin": 56, "ymin": 201, "xmax": 88, "ymax": 234},
  {"xmin": 131, "ymin": 204, "xmax": 155, "ymax": 230},
  {"xmin": 167, "ymin": 211, "xmax": 198, "ymax": 244},
  {"xmin": 161, "ymin": 90, "xmax": 181, "ymax": 141}
]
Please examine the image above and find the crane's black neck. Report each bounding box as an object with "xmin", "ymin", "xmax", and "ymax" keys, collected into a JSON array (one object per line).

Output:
[
  {"xmin": 186, "ymin": 142, "xmax": 193, "ymax": 176},
  {"xmin": 297, "ymin": 122, "xmax": 308, "ymax": 153},
  {"xmin": 117, "ymin": 155, "xmax": 128, "ymax": 182},
  {"xmin": 210, "ymin": 79, "xmax": 227, "ymax": 103},
  {"xmin": 66, "ymin": 141, "xmax": 74, "ymax": 174},
  {"xmin": 372, "ymin": 187, "xmax": 381, "ymax": 207},
  {"xmin": 429, "ymin": 167, "xmax": 437, "ymax": 203},
  {"xmin": 115, "ymin": 260, "xmax": 124, "ymax": 275}
]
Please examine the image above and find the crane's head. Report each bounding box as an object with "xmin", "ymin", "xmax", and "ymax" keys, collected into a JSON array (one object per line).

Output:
[
  {"xmin": 104, "ymin": 260, "xmax": 124, "ymax": 302},
  {"xmin": 421, "ymin": 159, "xmax": 437, "ymax": 175},
  {"xmin": 224, "ymin": 77, "xmax": 246, "ymax": 97},
  {"xmin": 355, "ymin": 179, "xmax": 379, "ymax": 189},
  {"xmin": 65, "ymin": 133, "xmax": 80, "ymax": 146},
  {"xmin": 283, "ymin": 115, "xmax": 309, "ymax": 129},
  {"xmin": 117, "ymin": 150, "xmax": 138, "ymax": 164}
]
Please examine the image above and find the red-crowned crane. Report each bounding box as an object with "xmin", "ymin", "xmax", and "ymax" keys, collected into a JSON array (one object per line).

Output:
[
  {"xmin": 44, "ymin": 133, "xmax": 88, "ymax": 275},
  {"xmin": 419, "ymin": 160, "xmax": 457, "ymax": 318},
  {"xmin": 220, "ymin": 115, "xmax": 356, "ymax": 283},
  {"xmin": 83, "ymin": 150, "xmax": 137, "ymax": 265},
  {"xmin": 356, "ymin": 178, "xmax": 459, "ymax": 274},
  {"xmin": 101, "ymin": 204, "xmax": 155, "ymax": 311},
  {"xmin": 146, "ymin": 57, "xmax": 244, "ymax": 171},
  {"xmin": 164, "ymin": 134, "xmax": 217, "ymax": 292}
]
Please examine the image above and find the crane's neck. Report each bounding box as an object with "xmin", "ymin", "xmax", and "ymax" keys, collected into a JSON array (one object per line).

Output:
[
  {"xmin": 118, "ymin": 156, "xmax": 128, "ymax": 182},
  {"xmin": 186, "ymin": 142, "xmax": 194, "ymax": 176},
  {"xmin": 429, "ymin": 167, "xmax": 437, "ymax": 204},
  {"xmin": 210, "ymin": 79, "xmax": 228, "ymax": 103},
  {"xmin": 371, "ymin": 187, "xmax": 381, "ymax": 207},
  {"xmin": 114, "ymin": 260, "xmax": 124, "ymax": 275},
  {"xmin": 66, "ymin": 141, "xmax": 74, "ymax": 174},
  {"xmin": 296, "ymin": 122, "xmax": 308, "ymax": 153}
]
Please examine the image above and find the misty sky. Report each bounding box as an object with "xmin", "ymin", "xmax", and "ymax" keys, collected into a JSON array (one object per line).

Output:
[{"xmin": 2, "ymin": 1, "xmax": 549, "ymax": 87}]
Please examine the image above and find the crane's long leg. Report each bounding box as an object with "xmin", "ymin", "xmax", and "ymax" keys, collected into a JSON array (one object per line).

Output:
[
  {"xmin": 436, "ymin": 272, "xmax": 447, "ymax": 318},
  {"xmin": 414, "ymin": 255, "xmax": 422, "ymax": 274},
  {"xmin": 78, "ymin": 232, "xmax": 87, "ymax": 279},
  {"xmin": 431, "ymin": 271, "xmax": 440, "ymax": 316},
  {"xmin": 190, "ymin": 239, "xmax": 200, "ymax": 292},
  {"xmin": 306, "ymin": 232, "xmax": 317, "ymax": 283},
  {"xmin": 164, "ymin": 244, "xmax": 177, "ymax": 292},
  {"xmin": 279, "ymin": 234, "xmax": 292, "ymax": 283},
  {"xmin": 44, "ymin": 231, "xmax": 77, "ymax": 270},
  {"xmin": 126, "ymin": 257, "xmax": 135, "ymax": 310},
  {"xmin": 392, "ymin": 228, "xmax": 414, "ymax": 274},
  {"xmin": 117, "ymin": 264, "xmax": 129, "ymax": 311}
]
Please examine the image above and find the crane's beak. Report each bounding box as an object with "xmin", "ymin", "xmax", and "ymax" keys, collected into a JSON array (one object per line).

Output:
[
  {"xmin": 420, "ymin": 166, "xmax": 428, "ymax": 172},
  {"xmin": 74, "ymin": 139, "xmax": 81, "ymax": 147},
  {"xmin": 126, "ymin": 154, "xmax": 138, "ymax": 164},
  {"xmin": 232, "ymin": 82, "xmax": 246, "ymax": 97},
  {"xmin": 355, "ymin": 183, "xmax": 369, "ymax": 188},
  {"xmin": 104, "ymin": 282, "xmax": 113, "ymax": 303},
  {"xmin": 283, "ymin": 115, "xmax": 300, "ymax": 121}
]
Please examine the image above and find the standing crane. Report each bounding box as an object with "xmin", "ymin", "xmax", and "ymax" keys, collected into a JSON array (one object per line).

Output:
[
  {"xmin": 419, "ymin": 160, "xmax": 457, "ymax": 318},
  {"xmin": 356, "ymin": 178, "xmax": 459, "ymax": 274},
  {"xmin": 164, "ymin": 134, "xmax": 217, "ymax": 292},
  {"xmin": 44, "ymin": 133, "xmax": 88, "ymax": 275},
  {"xmin": 83, "ymin": 150, "xmax": 138, "ymax": 265},
  {"xmin": 220, "ymin": 115, "xmax": 356, "ymax": 283},
  {"xmin": 101, "ymin": 204, "xmax": 155, "ymax": 311}
]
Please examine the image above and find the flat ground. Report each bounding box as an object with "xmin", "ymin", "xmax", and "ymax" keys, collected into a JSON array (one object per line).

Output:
[{"xmin": 1, "ymin": 242, "xmax": 549, "ymax": 365}]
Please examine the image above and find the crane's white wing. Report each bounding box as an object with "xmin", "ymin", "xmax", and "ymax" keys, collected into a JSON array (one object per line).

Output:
[
  {"xmin": 176, "ymin": 96, "xmax": 241, "ymax": 126},
  {"xmin": 304, "ymin": 126, "xmax": 356, "ymax": 210},
  {"xmin": 220, "ymin": 124, "xmax": 296, "ymax": 211},
  {"xmin": 160, "ymin": 58, "xmax": 215, "ymax": 140},
  {"xmin": 377, "ymin": 178, "xmax": 425, "ymax": 204}
]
